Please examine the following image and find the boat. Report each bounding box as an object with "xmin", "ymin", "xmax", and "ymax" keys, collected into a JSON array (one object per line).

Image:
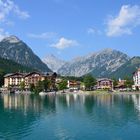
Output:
[
  {"xmin": 39, "ymin": 91, "xmax": 56, "ymax": 96},
  {"xmin": 15, "ymin": 90, "xmax": 31, "ymax": 94},
  {"xmin": 39, "ymin": 91, "xmax": 47, "ymax": 96}
]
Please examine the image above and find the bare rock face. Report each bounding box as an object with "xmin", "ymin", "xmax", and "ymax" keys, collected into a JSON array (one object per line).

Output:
[
  {"xmin": 0, "ymin": 35, "xmax": 51, "ymax": 72},
  {"xmin": 42, "ymin": 54, "xmax": 66, "ymax": 72},
  {"xmin": 57, "ymin": 48, "xmax": 130, "ymax": 77},
  {"xmin": 110, "ymin": 56, "xmax": 140, "ymax": 79}
]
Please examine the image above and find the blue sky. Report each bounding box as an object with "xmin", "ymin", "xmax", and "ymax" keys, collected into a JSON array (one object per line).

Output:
[{"xmin": 0, "ymin": 0, "xmax": 140, "ymax": 60}]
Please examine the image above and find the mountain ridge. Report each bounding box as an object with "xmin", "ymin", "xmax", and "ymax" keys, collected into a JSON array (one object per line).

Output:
[
  {"xmin": 0, "ymin": 36, "xmax": 51, "ymax": 72},
  {"xmin": 42, "ymin": 54, "xmax": 66, "ymax": 72},
  {"xmin": 1, "ymin": 35, "xmax": 139, "ymax": 79},
  {"xmin": 57, "ymin": 48, "xmax": 130, "ymax": 77},
  {"xmin": 108, "ymin": 56, "xmax": 140, "ymax": 79},
  {"xmin": 0, "ymin": 56, "xmax": 35, "ymax": 86}
]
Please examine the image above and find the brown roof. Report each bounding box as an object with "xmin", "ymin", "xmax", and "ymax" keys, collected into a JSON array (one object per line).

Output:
[
  {"xmin": 97, "ymin": 78, "xmax": 113, "ymax": 82},
  {"xmin": 4, "ymin": 72, "xmax": 25, "ymax": 78},
  {"xmin": 24, "ymin": 71, "xmax": 42, "ymax": 77},
  {"xmin": 4, "ymin": 72, "xmax": 57, "ymax": 78}
]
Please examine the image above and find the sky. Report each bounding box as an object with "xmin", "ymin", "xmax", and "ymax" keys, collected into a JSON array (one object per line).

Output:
[{"xmin": 0, "ymin": 0, "xmax": 140, "ymax": 60}]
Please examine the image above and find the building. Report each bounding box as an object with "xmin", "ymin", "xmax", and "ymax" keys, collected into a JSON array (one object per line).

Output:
[
  {"xmin": 24, "ymin": 72, "xmax": 45, "ymax": 89},
  {"xmin": 4, "ymin": 73, "xmax": 25, "ymax": 90},
  {"xmin": 114, "ymin": 78, "xmax": 126, "ymax": 91},
  {"xmin": 133, "ymin": 68, "xmax": 140, "ymax": 90},
  {"xmin": 97, "ymin": 78, "xmax": 113, "ymax": 90},
  {"xmin": 67, "ymin": 80, "xmax": 81, "ymax": 91},
  {"xmin": 4, "ymin": 72, "xmax": 57, "ymax": 91}
]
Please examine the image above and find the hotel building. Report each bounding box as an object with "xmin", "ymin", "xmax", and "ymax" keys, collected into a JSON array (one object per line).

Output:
[
  {"xmin": 97, "ymin": 78, "xmax": 113, "ymax": 90},
  {"xmin": 133, "ymin": 68, "xmax": 140, "ymax": 90},
  {"xmin": 4, "ymin": 72, "xmax": 57, "ymax": 91}
]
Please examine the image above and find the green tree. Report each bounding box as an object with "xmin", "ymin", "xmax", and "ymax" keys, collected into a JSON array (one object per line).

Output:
[
  {"xmin": 35, "ymin": 80, "xmax": 44, "ymax": 93},
  {"xmin": 84, "ymin": 74, "xmax": 96, "ymax": 90},
  {"xmin": 136, "ymin": 86, "xmax": 139, "ymax": 91},
  {"xmin": 43, "ymin": 79, "xmax": 51, "ymax": 91},
  {"xmin": 124, "ymin": 77, "xmax": 134, "ymax": 88},
  {"xmin": 29, "ymin": 83, "xmax": 35, "ymax": 92},
  {"xmin": 20, "ymin": 81, "xmax": 25, "ymax": 91},
  {"xmin": 0, "ymin": 69, "xmax": 5, "ymax": 87},
  {"xmin": 112, "ymin": 78, "xmax": 118, "ymax": 87},
  {"xmin": 58, "ymin": 80, "xmax": 67, "ymax": 93}
]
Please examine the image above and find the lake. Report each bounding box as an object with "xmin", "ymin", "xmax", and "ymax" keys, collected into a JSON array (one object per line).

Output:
[{"xmin": 0, "ymin": 93, "xmax": 140, "ymax": 140}]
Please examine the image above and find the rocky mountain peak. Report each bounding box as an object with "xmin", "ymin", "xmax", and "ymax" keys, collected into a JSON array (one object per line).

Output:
[
  {"xmin": 0, "ymin": 36, "xmax": 51, "ymax": 72},
  {"xmin": 100, "ymin": 48, "xmax": 113, "ymax": 53},
  {"xmin": 1, "ymin": 35, "xmax": 21, "ymax": 43},
  {"xmin": 42, "ymin": 54, "xmax": 66, "ymax": 72},
  {"xmin": 57, "ymin": 49, "xmax": 130, "ymax": 77}
]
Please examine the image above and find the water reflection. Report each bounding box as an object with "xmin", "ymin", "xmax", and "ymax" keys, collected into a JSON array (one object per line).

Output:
[
  {"xmin": 7, "ymin": 94, "xmax": 139, "ymax": 112},
  {"xmin": 0, "ymin": 94, "xmax": 57, "ymax": 139},
  {"xmin": 1, "ymin": 93, "xmax": 140, "ymax": 117},
  {"xmin": 0, "ymin": 93, "xmax": 140, "ymax": 139},
  {"xmin": 132, "ymin": 95, "xmax": 140, "ymax": 115}
]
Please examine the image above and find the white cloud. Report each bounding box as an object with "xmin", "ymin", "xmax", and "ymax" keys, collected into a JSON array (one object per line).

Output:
[
  {"xmin": 107, "ymin": 5, "xmax": 140, "ymax": 37},
  {"xmin": 12, "ymin": 4, "xmax": 30, "ymax": 19},
  {"xmin": 87, "ymin": 27, "xmax": 102, "ymax": 35},
  {"xmin": 0, "ymin": 28, "xmax": 9, "ymax": 40},
  {"xmin": 0, "ymin": 0, "xmax": 29, "ymax": 22},
  {"xmin": 51, "ymin": 37, "xmax": 78, "ymax": 49},
  {"xmin": 28, "ymin": 32, "xmax": 57, "ymax": 40}
]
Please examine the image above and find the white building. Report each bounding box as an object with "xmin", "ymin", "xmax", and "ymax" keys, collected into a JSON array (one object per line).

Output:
[{"xmin": 133, "ymin": 68, "xmax": 140, "ymax": 90}]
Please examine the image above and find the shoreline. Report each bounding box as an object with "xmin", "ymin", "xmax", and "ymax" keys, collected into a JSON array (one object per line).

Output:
[
  {"xmin": 56, "ymin": 90, "xmax": 140, "ymax": 95},
  {"xmin": 1, "ymin": 90, "xmax": 140, "ymax": 96}
]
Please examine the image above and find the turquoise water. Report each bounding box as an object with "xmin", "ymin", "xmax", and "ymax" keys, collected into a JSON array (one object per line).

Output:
[{"xmin": 0, "ymin": 94, "xmax": 140, "ymax": 140}]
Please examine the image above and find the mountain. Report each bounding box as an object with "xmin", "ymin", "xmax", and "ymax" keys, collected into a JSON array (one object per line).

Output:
[
  {"xmin": 109, "ymin": 57, "xmax": 140, "ymax": 79},
  {"xmin": 58, "ymin": 49, "xmax": 130, "ymax": 77},
  {"xmin": 0, "ymin": 57, "xmax": 34, "ymax": 73},
  {"xmin": 42, "ymin": 54, "xmax": 66, "ymax": 72},
  {"xmin": 0, "ymin": 36, "xmax": 51, "ymax": 72},
  {"xmin": 0, "ymin": 57, "xmax": 34, "ymax": 86}
]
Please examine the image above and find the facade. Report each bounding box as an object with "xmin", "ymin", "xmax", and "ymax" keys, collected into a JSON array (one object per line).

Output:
[
  {"xmin": 97, "ymin": 78, "xmax": 113, "ymax": 90},
  {"xmin": 118, "ymin": 78, "xmax": 126, "ymax": 85},
  {"xmin": 114, "ymin": 79, "xmax": 126, "ymax": 91},
  {"xmin": 4, "ymin": 72, "xmax": 57, "ymax": 91},
  {"xmin": 67, "ymin": 80, "xmax": 81, "ymax": 91},
  {"xmin": 4, "ymin": 73, "xmax": 25, "ymax": 90},
  {"xmin": 24, "ymin": 72, "xmax": 45, "ymax": 89},
  {"xmin": 133, "ymin": 68, "xmax": 140, "ymax": 90}
]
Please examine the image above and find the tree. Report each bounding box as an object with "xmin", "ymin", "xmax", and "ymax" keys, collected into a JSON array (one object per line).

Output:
[
  {"xmin": 124, "ymin": 77, "xmax": 134, "ymax": 88},
  {"xmin": 33, "ymin": 79, "xmax": 53, "ymax": 93},
  {"xmin": 0, "ymin": 69, "xmax": 5, "ymax": 87},
  {"xmin": 58, "ymin": 80, "xmax": 67, "ymax": 93},
  {"xmin": 20, "ymin": 81, "xmax": 25, "ymax": 91},
  {"xmin": 43, "ymin": 79, "xmax": 51, "ymax": 91},
  {"xmin": 61, "ymin": 76, "xmax": 84, "ymax": 82},
  {"xmin": 35, "ymin": 80, "xmax": 44, "ymax": 93},
  {"xmin": 136, "ymin": 86, "xmax": 139, "ymax": 91},
  {"xmin": 29, "ymin": 83, "xmax": 35, "ymax": 92},
  {"xmin": 112, "ymin": 78, "xmax": 118, "ymax": 87},
  {"xmin": 84, "ymin": 74, "xmax": 96, "ymax": 90}
]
